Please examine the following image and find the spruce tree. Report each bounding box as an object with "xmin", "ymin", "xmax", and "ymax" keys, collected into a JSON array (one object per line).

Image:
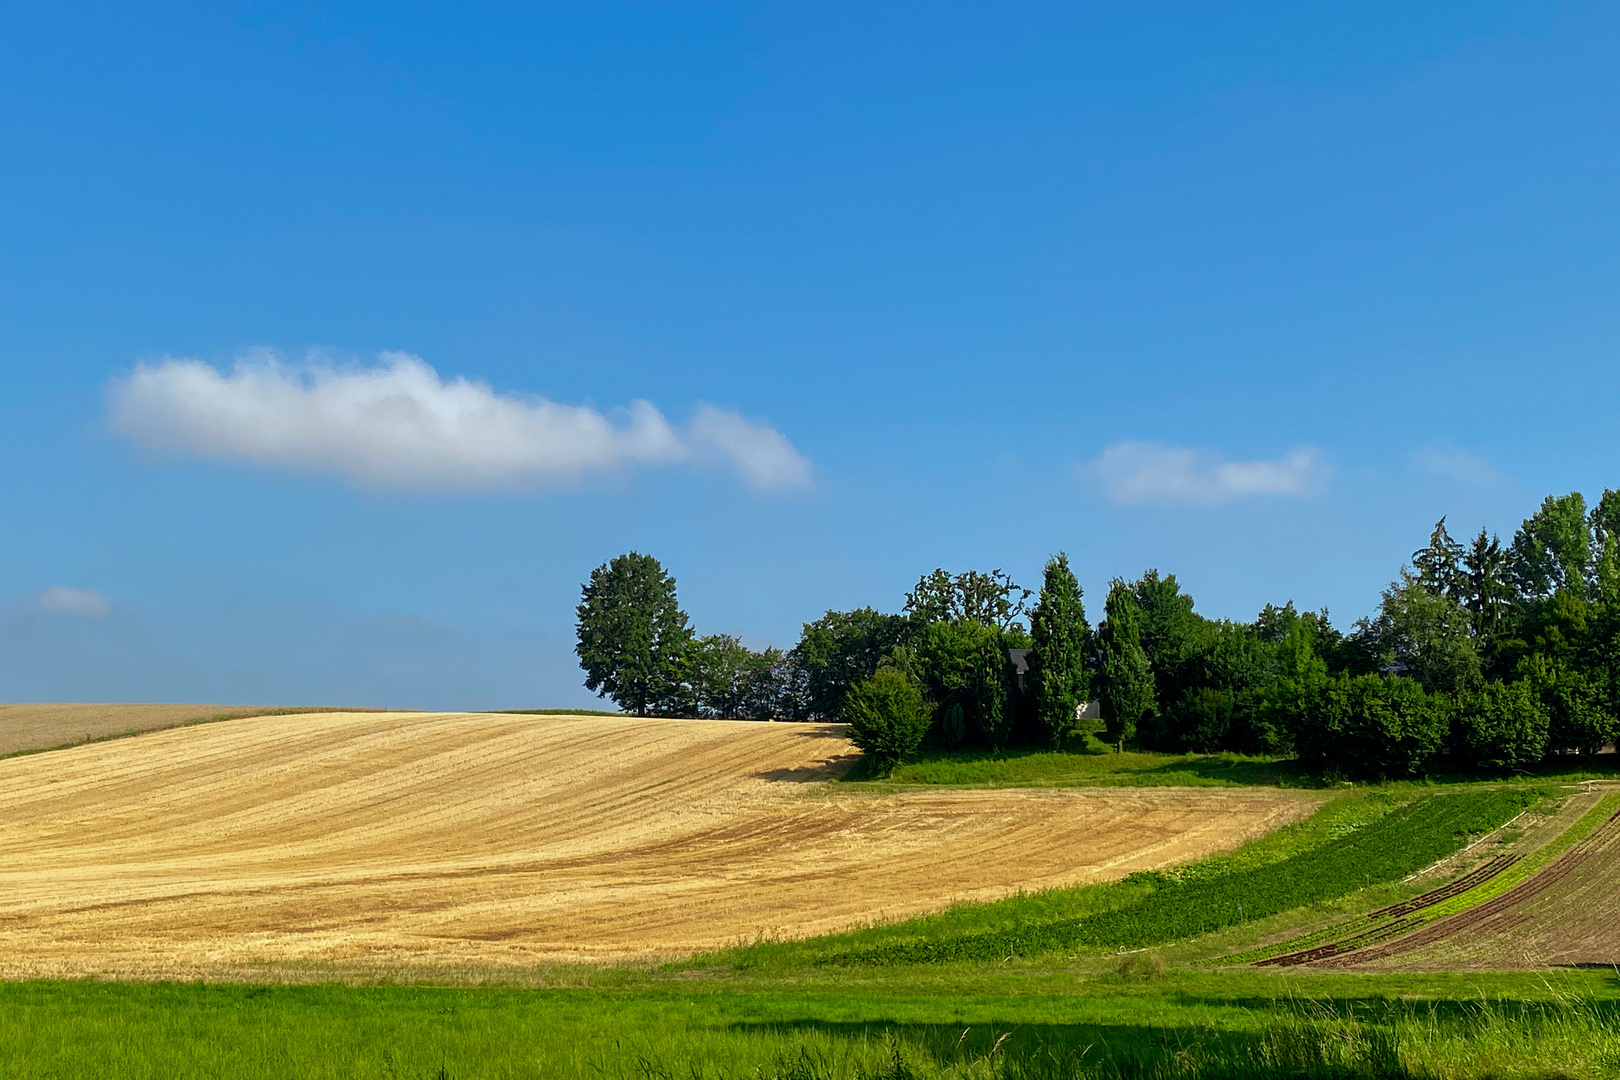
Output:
[
  {"xmin": 1097, "ymin": 580, "xmax": 1154, "ymax": 750},
  {"xmin": 1028, "ymin": 552, "xmax": 1091, "ymax": 749}
]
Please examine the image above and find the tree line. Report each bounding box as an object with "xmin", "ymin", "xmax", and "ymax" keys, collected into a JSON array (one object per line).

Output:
[{"xmin": 575, "ymin": 487, "xmax": 1620, "ymax": 777}]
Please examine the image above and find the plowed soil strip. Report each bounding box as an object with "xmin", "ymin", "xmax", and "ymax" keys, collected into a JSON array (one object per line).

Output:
[
  {"xmin": 1328, "ymin": 810, "xmax": 1620, "ymax": 968},
  {"xmin": 1372, "ymin": 854, "xmax": 1522, "ymax": 919},
  {"xmin": 0, "ymin": 711, "xmax": 1315, "ymax": 978},
  {"xmin": 1256, "ymin": 854, "xmax": 1523, "ymax": 967}
]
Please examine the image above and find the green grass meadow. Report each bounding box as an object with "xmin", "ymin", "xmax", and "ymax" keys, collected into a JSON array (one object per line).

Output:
[{"xmin": 3, "ymin": 971, "xmax": 1619, "ymax": 1080}]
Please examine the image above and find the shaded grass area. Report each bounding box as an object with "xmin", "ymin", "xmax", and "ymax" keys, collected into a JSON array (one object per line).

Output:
[
  {"xmin": 847, "ymin": 742, "xmax": 1307, "ymax": 788},
  {"xmin": 2, "ymin": 972, "xmax": 1618, "ymax": 1079},
  {"xmin": 848, "ymin": 741, "xmax": 1620, "ymax": 790}
]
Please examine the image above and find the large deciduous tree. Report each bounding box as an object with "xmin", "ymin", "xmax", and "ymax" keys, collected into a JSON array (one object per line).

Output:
[
  {"xmin": 1593, "ymin": 489, "xmax": 1620, "ymax": 604},
  {"xmin": 691, "ymin": 634, "xmax": 753, "ymax": 718},
  {"xmin": 905, "ymin": 568, "xmax": 1031, "ymax": 631},
  {"xmin": 1028, "ymin": 552, "xmax": 1090, "ymax": 748},
  {"xmin": 575, "ymin": 552, "xmax": 694, "ymax": 716},
  {"xmin": 789, "ymin": 608, "xmax": 909, "ymax": 721},
  {"xmin": 1510, "ymin": 492, "xmax": 1594, "ymax": 600},
  {"xmin": 916, "ymin": 618, "xmax": 1015, "ymax": 748},
  {"xmin": 1374, "ymin": 571, "xmax": 1483, "ymax": 695}
]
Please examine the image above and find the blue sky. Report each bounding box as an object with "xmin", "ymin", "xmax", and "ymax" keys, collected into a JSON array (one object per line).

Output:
[{"xmin": 3, "ymin": 2, "xmax": 1618, "ymax": 708}]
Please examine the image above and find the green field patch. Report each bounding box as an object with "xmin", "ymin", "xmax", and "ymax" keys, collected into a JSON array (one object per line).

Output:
[{"xmin": 829, "ymin": 788, "xmax": 1538, "ymax": 965}]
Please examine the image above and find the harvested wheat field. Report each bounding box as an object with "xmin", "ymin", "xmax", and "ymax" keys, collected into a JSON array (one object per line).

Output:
[{"xmin": 0, "ymin": 711, "xmax": 1316, "ymax": 979}]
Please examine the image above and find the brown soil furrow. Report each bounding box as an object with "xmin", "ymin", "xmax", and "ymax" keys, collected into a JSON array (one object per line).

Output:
[{"xmin": 1370, "ymin": 854, "xmax": 1522, "ymax": 920}]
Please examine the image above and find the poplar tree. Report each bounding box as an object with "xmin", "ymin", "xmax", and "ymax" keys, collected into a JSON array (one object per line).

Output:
[
  {"xmin": 1028, "ymin": 552, "xmax": 1090, "ymax": 748},
  {"xmin": 1097, "ymin": 580, "xmax": 1154, "ymax": 750}
]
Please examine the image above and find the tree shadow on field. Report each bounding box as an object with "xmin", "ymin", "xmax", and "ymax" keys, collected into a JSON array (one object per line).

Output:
[
  {"xmin": 724, "ymin": 1019, "xmax": 1256, "ymax": 1071},
  {"xmin": 756, "ymin": 724, "xmax": 861, "ymax": 783},
  {"xmin": 1164, "ymin": 994, "xmax": 1620, "ymax": 1027},
  {"xmin": 715, "ymin": 1018, "xmax": 1486, "ymax": 1079},
  {"xmin": 724, "ymin": 1001, "xmax": 1620, "ymax": 1079},
  {"xmin": 1130, "ymin": 756, "xmax": 1318, "ymax": 787}
]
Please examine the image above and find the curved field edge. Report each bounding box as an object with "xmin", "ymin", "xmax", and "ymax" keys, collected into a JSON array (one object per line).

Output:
[
  {"xmin": 692, "ymin": 788, "xmax": 1501, "ymax": 972},
  {"xmin": 1233, "ymin": 789, "xmax": 1620, "ymax": 966}
]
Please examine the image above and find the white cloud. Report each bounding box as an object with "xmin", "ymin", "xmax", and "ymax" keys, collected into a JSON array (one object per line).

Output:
[
  {"xmin": 686, "ymin": 405, "xmax": 813, "ymax": 489},
  {"xmin": 1411, "ymin": 447, "xmax": 1502, "ymax": 489},
  {"xmin": 107, "ymin": 353, "xmax": 812, "ymax": 492},
  {"xmin": 1082, "ymin": 442, "xmax": 1323, "ymax": 506},
  {"xmin": 38, "ymin": 587, "xmax": 111, "ymax": 617}
]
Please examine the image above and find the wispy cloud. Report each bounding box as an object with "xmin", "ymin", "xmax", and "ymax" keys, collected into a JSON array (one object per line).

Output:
[
  {"xmin": 1082, "ymin": 442, "xmax": 1324, "ymax": 506},
  {"xmin": 108, "ymin": 353, "xmax": 812, "ymax": 492},
  {"xmin": 1411, "ymin": 446, "xmax": 1503, "ymax": 489},
  {"xmin": 37, "ymin": 587, "xmax": 111, "ymax": 617}
]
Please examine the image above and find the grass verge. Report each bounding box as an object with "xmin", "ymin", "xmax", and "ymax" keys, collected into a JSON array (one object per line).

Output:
[{"xmin": 1, "ymin": 972, "xmax": 1617, "ymax": 1079}]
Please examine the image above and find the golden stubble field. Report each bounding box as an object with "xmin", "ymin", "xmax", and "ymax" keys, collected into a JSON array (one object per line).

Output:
[{"xmin": 0, "ymin": 710, "xmax": 1319, "ymax": 979}]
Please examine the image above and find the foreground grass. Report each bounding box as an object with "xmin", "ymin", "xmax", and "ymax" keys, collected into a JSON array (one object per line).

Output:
[{"xmin": 2, "ymin": 971, "xmax": 1617, "ymax": 1079}]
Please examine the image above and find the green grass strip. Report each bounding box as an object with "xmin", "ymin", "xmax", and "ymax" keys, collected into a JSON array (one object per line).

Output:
[
  {"xmin": 1232, "ymin": 790, "xmax": 1620, "ymax": 965},
  {"xmin": 834, "ymin": 787, "xmax": 1539, "ymax": 965}
]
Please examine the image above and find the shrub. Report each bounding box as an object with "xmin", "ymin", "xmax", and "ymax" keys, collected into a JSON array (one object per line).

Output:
[
  {"xmin": 842, "ymin": 668, "xmax": 931, "ymax": 773},
  {"xmin": 1115, "ymin": 952, "xmax": 1166, "ymax": 979},
  {"xmin": 1451, "ymin": 680, "xmax": 1549, "ymax": 771},
  {"xmin": 1293, "ymin": 674, "xmax": 1448, "ymax": 778}
]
